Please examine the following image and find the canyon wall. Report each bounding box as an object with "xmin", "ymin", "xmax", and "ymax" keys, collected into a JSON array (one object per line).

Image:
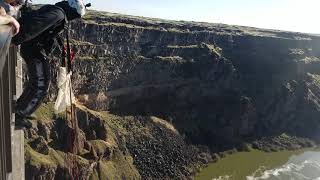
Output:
[
  {"xmin": 72, "ymin": 11, "xmax": 320, "ymax": 148},
  {"xmin": 24, "ymin": 10, "xmax": 320, "ymax": 179}
]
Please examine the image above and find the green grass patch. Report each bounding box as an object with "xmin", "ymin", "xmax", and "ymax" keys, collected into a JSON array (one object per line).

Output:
[
  {"xmin": 25, "ymin": 144, "xmax": 56, "ymax": 168},
  {"xmin": 32, "ymin": 102, "xmax": 55, "ymax": 122},
  {"xmin": 91, "ymin": 140, "xmax": 110, "ymax": 154},
  {"xmin": 77, "ymin": 56, "xmax": 96, "ymax": 61}
]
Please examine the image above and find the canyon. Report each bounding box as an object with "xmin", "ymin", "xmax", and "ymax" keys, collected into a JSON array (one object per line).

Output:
[{"xmin": 24, "ymin": 9, "xmax": 320, "ymax": 179}]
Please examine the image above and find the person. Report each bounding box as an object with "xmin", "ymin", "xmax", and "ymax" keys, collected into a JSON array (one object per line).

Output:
[{"xmin": 12, "ymin": 0, "xmax": 87, "ymax": 127}]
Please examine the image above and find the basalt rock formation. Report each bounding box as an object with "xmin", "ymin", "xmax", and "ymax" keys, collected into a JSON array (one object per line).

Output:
[
  {"xmin": 25, "ymin": 9, "xmax": 320, "ymax": 179},
  {"xmin": 72, "ymin": 11, "xmax": 320, "ymax": 146},
  {"xmin": 25, "ymin": 103, "xmax": 208, "ymax": 179}
]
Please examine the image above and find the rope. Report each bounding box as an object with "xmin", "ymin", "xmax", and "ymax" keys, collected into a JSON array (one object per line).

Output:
[{"xmin": 65, "ymin": 22, "xmax": 79, "ymax": 180}]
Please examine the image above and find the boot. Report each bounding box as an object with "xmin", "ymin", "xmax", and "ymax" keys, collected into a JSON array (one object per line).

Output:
[{"xmin": 15, "ymin": 113, "xmax": 32, "ymax": 129}]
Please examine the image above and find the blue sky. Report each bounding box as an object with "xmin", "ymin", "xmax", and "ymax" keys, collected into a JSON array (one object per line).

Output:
[{"xmin": 34, "ymin": 0, "xmax": 319, "ymax": 34}]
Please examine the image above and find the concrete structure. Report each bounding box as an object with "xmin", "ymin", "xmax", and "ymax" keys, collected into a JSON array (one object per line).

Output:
[
  {"xmin": 11, "ymin": 130, "xmax": 24, "ymax": 180},
  {"xmin": 0, "ymin": 24, "xmax": 25, "ymax": 180}
]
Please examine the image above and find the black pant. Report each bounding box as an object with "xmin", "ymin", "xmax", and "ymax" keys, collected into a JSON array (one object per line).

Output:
[
  {"xmin": 15, "ymin": 43, "xmax": 51, "ymax": 118},
  {"xmin": 12, "ymin": 5, "xmax": 67, "ymax": 118}
]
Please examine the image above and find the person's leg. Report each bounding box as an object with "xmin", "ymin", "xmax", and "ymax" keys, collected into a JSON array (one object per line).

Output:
[{"xmin": 15, "ymin": 45, "xmax": 51, "ymax": 123}]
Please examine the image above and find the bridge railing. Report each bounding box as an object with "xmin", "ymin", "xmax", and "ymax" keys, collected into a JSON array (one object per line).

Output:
[{"xmin": 0, "ymin": 24, "xmax": 16, "ymax": 180}]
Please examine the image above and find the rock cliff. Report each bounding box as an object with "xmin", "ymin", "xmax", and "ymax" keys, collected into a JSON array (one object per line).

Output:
[
  {"xmin": 25, "ymin": 103, "xmax": 209, "ymax": 179},
  {"xmin": 25, "ymin": 9, "xmax": 320, "ymax": 179},
  {"xmin": 72, "ymin": 10, "xmax": 320, "ymax": 145}
]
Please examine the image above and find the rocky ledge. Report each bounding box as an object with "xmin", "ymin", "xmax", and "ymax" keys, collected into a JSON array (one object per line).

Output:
[{"xmin": 24, "ymin": 103, "xmax": 211, "ymax": 179}]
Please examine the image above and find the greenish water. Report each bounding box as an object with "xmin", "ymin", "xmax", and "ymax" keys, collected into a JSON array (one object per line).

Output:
[{"xmin": 195, "ymin": 148, "xmax": 320, "ymax": 180}]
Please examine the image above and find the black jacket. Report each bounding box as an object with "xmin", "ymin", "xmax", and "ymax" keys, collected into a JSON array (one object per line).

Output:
[{"xmin": 12, "ymin": 5, "xmax": 66, "ymax": 46}]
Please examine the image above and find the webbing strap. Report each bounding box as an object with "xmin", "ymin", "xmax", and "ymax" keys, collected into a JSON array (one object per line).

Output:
[{"xmin": 65, "ymin": 22, "xmax": 72, "ymax": 72}]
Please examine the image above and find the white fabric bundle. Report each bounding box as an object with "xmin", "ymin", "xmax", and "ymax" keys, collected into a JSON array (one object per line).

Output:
[{"xmin": 54, "ymin": 67, "xmax": 75, "ymax": 114}]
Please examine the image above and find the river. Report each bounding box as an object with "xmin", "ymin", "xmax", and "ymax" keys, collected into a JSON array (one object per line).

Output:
[{"xmin": 195, "ymin": 148, "xmax": 320, "ymax": 180}]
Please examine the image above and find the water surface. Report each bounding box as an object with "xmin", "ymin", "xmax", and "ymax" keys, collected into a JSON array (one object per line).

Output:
[{"xmin": 195, "ymin": 148, "xmax": 320, "ymax": 180}]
